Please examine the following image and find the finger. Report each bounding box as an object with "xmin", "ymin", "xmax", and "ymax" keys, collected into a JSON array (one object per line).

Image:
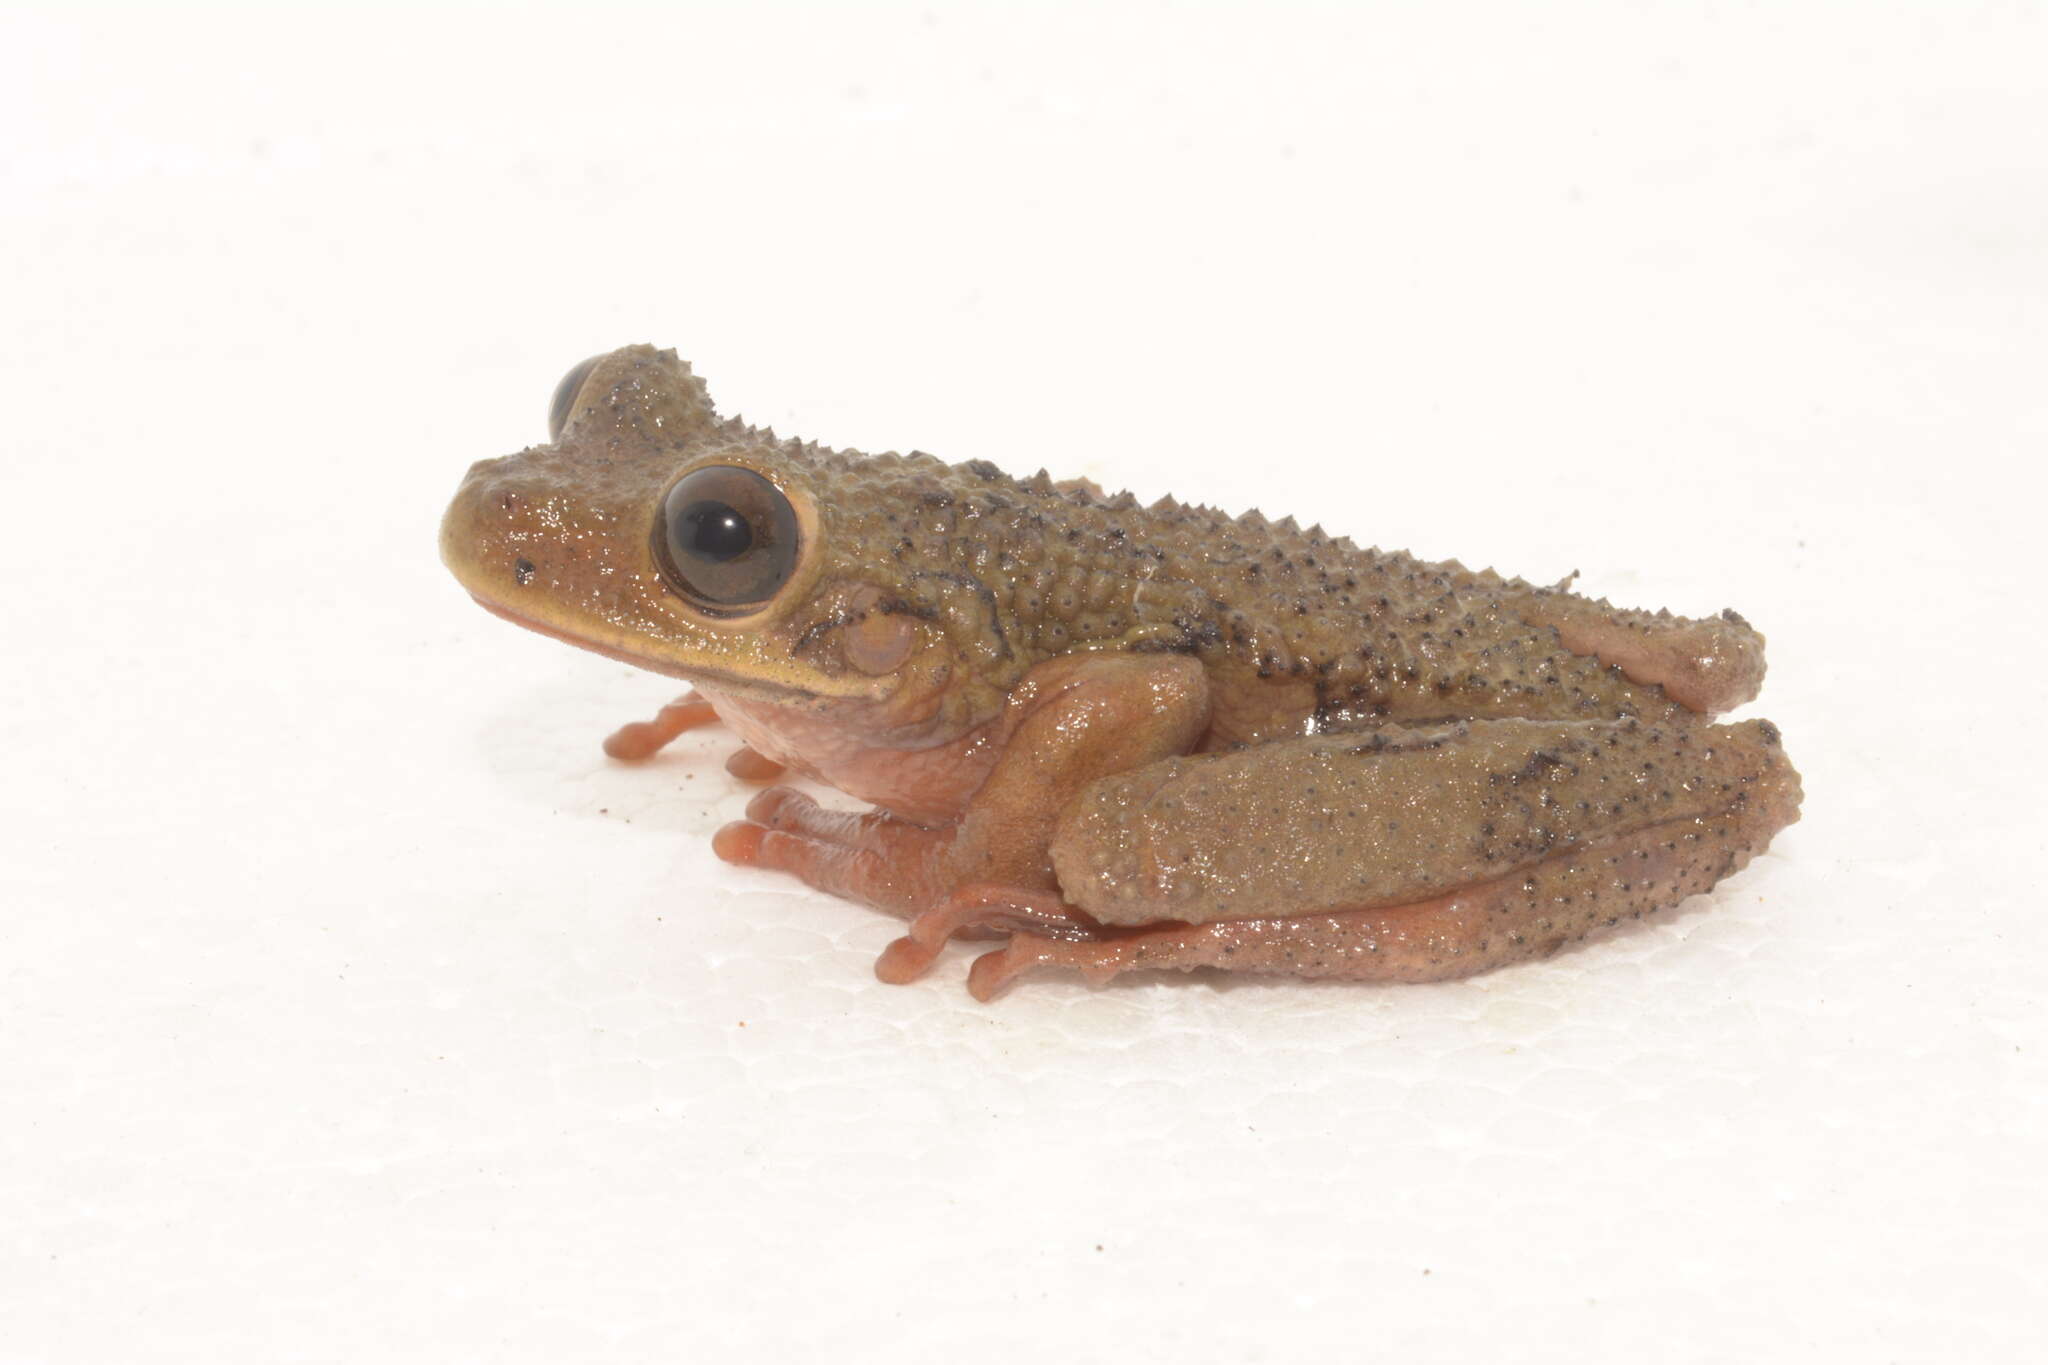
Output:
[{"xmin": 603, "ymin": 693, "xmax": 719, "ymax": 760}]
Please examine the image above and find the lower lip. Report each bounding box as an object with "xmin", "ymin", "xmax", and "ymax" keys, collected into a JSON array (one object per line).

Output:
[
  {"xmin": 463, "ymin": 594, "xmax": 859, "ymax": 706},
  {"xmin": 468, "ymin": 594, "xmax": 700, "ymax": 681}
]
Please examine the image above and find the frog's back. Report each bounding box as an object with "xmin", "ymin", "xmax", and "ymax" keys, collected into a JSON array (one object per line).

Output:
[{"xmin": 808, "ymin": 446, "xmax": 1696, "ymax": 735}]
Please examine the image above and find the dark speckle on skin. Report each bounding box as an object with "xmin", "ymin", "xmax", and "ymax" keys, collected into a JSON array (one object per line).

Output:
[{"xmin": 513, "ymin": 557, "xmax": 536, "ymax": 586}]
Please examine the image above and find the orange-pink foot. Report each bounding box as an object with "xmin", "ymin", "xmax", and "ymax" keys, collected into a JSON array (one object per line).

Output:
[
  {"xmin": 603, "ymin": 691, "xmax": 719, "ymax": 760},
  {"xmin": 712, "ymin": 787, "xmax": 948, "ymax": 915},
  {"xmin": 967, "ymin": 934, "xmax": 1132, "ymax": 1001},
  {"xmin": 873, "ymin": 885, "xmax": 1095, "ymax": 984}
]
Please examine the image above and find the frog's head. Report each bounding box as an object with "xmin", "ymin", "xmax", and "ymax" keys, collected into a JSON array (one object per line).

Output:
[{"xmin": 441, "ymin": 346, "xmax": 1024, "ymax": 740}]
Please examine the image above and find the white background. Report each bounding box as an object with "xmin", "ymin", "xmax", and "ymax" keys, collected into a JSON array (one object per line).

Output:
[{"xmin": 5, "ymin": 3, "xmax": 2044, "ymax": 1360}]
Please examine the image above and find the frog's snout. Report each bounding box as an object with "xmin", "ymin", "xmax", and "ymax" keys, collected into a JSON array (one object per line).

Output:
[
  {"xmin": 439, "ymin": 456, "xmax": 532, "ymax": 604},
  {"xmin": 440, "ymin": 440, "xmax": 666, "ymax": 649}
]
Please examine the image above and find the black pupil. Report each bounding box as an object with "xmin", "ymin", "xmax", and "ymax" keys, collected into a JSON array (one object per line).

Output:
[
  {"xmin": 655, "ymin": 464, "xmax": 800, "ymax": 611},
  {"xmin": 679, "ymin": 501, "xmax": 752, "ymax": 561}
]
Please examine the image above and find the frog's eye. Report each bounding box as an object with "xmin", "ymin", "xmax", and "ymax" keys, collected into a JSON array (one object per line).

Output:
[
  {"xmin": 655, "ymin": 465, "xmax": 801, "ymax": 614},
  {"xmin": 547, "ymin": 355, "xmax": 603, "ymax": 441}
]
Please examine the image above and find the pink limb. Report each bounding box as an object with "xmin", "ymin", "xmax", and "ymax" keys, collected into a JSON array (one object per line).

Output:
[{"xmin": 603, "ymin": 691, "xmax": 720, "ymax": 761}]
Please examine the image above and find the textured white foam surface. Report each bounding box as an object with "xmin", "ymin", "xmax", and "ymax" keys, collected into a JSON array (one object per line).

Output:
[{"xmin": 4, "ymin": 5, "xmax": 2043, "ymax": 1361}]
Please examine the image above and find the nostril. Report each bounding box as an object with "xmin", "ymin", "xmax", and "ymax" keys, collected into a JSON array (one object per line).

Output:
[
  {"xmin": 514, "ymin": 558, "xmax": 536, "ymax": 586},
  {"xmin": 498, "ymin": 489, "xmax": 523, "ymax": 513}
]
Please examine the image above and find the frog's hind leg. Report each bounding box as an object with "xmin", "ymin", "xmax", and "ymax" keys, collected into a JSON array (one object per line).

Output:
[
  {"xmin": 967, "ymin": 715, "xmax": 1802, "ymax": 999},
  {"xmin": 603, "ymin": 690, "xmax": 720, "ymax": 761},
  {"xmin": 965, "ymin": 799, "xmax": 1779, "ymax": 999},
  {"xmin": 873, "ymin": 884, "xmax": 1103, "ymax": 984}
]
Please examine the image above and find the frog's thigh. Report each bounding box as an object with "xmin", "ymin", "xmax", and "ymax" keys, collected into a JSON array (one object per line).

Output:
[{"xmin": 968, "ymin": 716, "xmax": 1802, "ymax": 997}]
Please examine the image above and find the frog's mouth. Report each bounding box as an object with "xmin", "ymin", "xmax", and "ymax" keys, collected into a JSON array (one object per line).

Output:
[{"xmin": 466, "ymin": 593, "xmax": 871, "ymax": 707}]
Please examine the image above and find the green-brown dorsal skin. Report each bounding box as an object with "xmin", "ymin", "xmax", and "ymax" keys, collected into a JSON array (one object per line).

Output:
[{"xmin": 442, "ymin": 345, "xmax": 1800, "ymax": 998}]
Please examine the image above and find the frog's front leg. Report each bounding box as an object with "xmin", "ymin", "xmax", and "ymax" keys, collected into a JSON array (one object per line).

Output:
[
  {"xmin": 601, "ymin": 689, "xmax": 787, "ymax": 781},
  {"xmin": 603, "ymin": 691, "xmax": 719, "ymax": 760},
  {"xmin": 709, "ymin": 654, "xmax": 1213, "ymax": 946}
]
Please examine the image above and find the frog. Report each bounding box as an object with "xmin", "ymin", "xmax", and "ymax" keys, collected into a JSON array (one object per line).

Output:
[{"xmin": 441, "ymin": 345, "xmax": 1802, "ymax": 1000}]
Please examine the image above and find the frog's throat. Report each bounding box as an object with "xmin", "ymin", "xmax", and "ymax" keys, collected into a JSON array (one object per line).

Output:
[{"xmin": 466, "ymin": 594, "xmax": 880, "ymax": 706}]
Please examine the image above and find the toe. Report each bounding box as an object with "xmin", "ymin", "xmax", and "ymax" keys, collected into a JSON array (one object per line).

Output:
[
  {"xmin": 725, "ymin": 746, "xmax": 787, "ymax": 782},
  {"xmin": 603, "ymin": 693, "xmax": 719, "ymax": 760},
  {"xmin": 874, "ymin": 934, "xmax": 944, "ymax": 984},
  {"xmin": 745, "ymin": 786, "xmax": 811, "ymax": 825},
  {"xmin": 711, "ymin": 820, "xmax": 767, "ymax": 864}
]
